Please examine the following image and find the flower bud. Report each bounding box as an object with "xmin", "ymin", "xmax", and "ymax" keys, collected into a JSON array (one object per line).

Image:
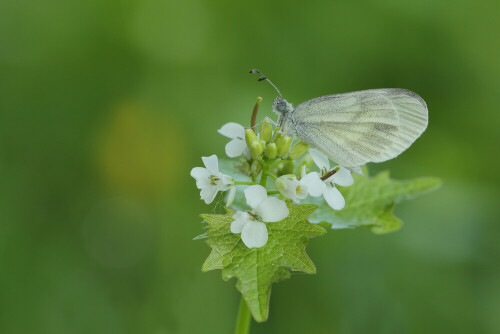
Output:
[
  {"xmin": 289, "ymin": 141, "xmax": 310, "ymax": 160},
  {"xmin": 265, "ymin": 143, "xmax": 277, "ymax": 159},
  {"xmin": 259, "ymin": 139, "xmax": 266, "ymax": 149},
  {"xmin": 260, "ymin": 121, "xmax": 273, "ymax": 143},
  {"xmin": 245, "ymin": 129, "xmax": 259, "ymax": 147},
  {"xmin": 250, "ymin": 140, "xmax": 264, "ymax": 160},
  {"xmin": 276, "ymin": 135, "xmax": 292, "ymax": 158}
]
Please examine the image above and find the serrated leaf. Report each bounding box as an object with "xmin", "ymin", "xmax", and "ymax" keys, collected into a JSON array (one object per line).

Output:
[
  {"xmin": 201, "ymin": 203, "xmax": 325, "ymax": 322},
  {"xmin": 308, "ymin": 171, "xmax": 442, "ymax": 233}
]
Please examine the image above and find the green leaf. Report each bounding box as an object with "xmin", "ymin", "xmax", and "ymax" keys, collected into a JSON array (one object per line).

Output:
[
  {"xmin": 201, "ymin": 203, "xmax": 325, "ymax": 322},
  {"xmin": 309, "ymin": 171, "xmax": 442, "ymax": 233}
]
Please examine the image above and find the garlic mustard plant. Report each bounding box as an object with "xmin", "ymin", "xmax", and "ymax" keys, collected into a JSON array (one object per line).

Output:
[{"xmin": 190, "ymin": 96, "xmax": 441, "ymax": 332}]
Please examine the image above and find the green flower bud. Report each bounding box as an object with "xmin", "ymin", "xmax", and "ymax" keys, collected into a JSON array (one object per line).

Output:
[
  {"xmin": 260, "ymin": 121, "xmax": 273, "ymax": 143},
  {"xmin": 265, "ymin": 143, "xmax": 277, "ymax": 159},
  {"xmin": 250, "ymin": 140, "xmax": 264, "ymax": 160},
  {"xmin": 245, "ymin": 129, "xmax": 259, "ymax": 147},
  {"xmin": 276, "ymin": 135, "xmax": 292, "ymax": 158},
  {"xmin": 289, "ymin": 141, "xmax": 310, "ymax": 160}
]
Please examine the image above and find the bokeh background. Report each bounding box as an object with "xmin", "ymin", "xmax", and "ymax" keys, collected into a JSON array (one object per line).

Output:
[{"xmin": 1, "ymin": 0, "xmax": 499, "ymax": 333}]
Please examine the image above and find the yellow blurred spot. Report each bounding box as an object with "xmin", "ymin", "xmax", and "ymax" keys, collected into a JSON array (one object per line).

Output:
[{"xmin": 95, "ymin": 101, "xmax": 185, "ymax": 196}]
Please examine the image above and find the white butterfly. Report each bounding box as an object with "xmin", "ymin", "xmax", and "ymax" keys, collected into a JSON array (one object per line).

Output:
[{"xmin": 250, "ymin": 70, "xmax": 428, "ymax": 174}]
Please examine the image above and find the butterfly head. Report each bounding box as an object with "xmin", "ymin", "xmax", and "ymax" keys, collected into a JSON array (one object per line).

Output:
[{"xmin": 272, "ymin": 97, "xmax": 293, "ymax": 115}]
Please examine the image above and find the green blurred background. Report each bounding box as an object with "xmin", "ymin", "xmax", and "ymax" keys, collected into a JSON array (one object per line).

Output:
[{"xmin": 1, "ymin": 0, "xmax": 499, "ymax": 333}]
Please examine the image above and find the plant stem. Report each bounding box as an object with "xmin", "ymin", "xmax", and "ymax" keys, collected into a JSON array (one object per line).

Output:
[
  {"xmin": 267, "ymin": 190, "xmax": 280, "ymax": 195},
  {"xmin": 264, "ymin": 171, "xmax": 277, "ymax": 180},
  {"xmin": 234, "ymin": 296, "xmax": 251, "ymax": 334},
  {"xmin": 268, "ymin": 159, "xmax": 284, "ymax": 169},
  {"xmin": 259, "ymin": 165, "xmax": 268, "ymax": 187},
  {"xmin": 234, "ymin": 181, "xmax": 256, "ymax": 185}
]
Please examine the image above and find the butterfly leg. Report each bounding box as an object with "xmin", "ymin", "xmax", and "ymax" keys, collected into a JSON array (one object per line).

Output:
[
  {"xmin": 260, "ymin": 116, "xmax": 283, "ymax": 151},
  {"xmin": 251, "ymin": 116, "xmax": 278, "ymax": 133},
  {"xmin": 264, "ymin": 128, "xmax": 282, "ymax": 151}
]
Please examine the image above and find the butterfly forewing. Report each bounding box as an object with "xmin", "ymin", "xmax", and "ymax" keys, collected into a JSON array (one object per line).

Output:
[{"xmin": 289, "ymin": 89, "xmax": 428, "ymax": 172}]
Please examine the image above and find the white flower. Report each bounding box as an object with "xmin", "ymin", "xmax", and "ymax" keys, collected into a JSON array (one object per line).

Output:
[
  {"xmin": 230, "ymin": 185, "xmax": 289, "ymax": 248},
  {"xmin": 275, "ymin": 174, "xmax": 309, "ymax": 202},
  {"xmin": 190, "ymin": 155, "xmax": 236, "ymax": 205},
  {"xmin": 218, "ymin": 122, "xmax": 250, "ymax": 158},
  {"xmin": 300, "ymin": 149, "xmax": 354, "ymax": 210}
]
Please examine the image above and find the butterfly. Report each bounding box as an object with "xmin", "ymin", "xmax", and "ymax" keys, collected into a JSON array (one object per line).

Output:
[{"xmin": 250, "ymin": 69, "xmax": 428, "ymax": 174}]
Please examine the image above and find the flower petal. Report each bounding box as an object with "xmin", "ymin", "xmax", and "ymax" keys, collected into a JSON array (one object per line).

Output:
[
  {"xmin": 244, "ymin": 185, "xmax": 268, "ymax": 209},
  {"xmin": 243, "ymin": 146, "xmax": 251, "ymax": 160},
  {"xmin": 220, "ymin": 173, "xmax": 234, "ymax": 189},
  {"xmin": 230, "ymin": 211, "xmax": 251, "ymax": 233},
  {"xmin": 195, "ymin": 178, "xmax": 211, "ymax": 190},
  {"xmin": 256, "ymin": 197, "xmax": 289, "ymax": 222},
  {"xmin": 295, "ymin": 184, "xmax": 308, "ymax": 200},
  {"xmin": 309, "ymin": 148, "xmax": 330, "ymax": 171},
  {"xmin": 323, "ymin": 185, "xmax": 345, "ymax": 210},
  {"xmin": 231, "ymin": 219, "xmax": 247, "ymax": 234},
  {"xmin": 226, "ymin": 186, "xmax": 236, "ymax": 206},
  {"xmin": 218, "ymin": 122, "xmax": 245, "ymax": 139},
  {"xmin": 275, "ymin": 175, "xmax": 299, "ymax": 201},
  {"xmin": 300, "ymin": 172, "xmax": 325, "ymax": 197},
  {"xmin": 190, "ymin": 167, "xmax": 210, "ymax": 181},
  {"xmin": 200, "ymin": 186, "xmax": 218, "ymax": 204},
  {"xmin": 233, "ymin": 211, "xmax": 252, "ymax": 222},
  {"xmin": 331, "ymin": 166, "xmax": 354, "ymax": 187},
  {"xmin": 190, "ymin": 167, "xmax": 211, "ymax": 189},
  {"xmin": 202, "ymin": 155, "xmax": 219, "ymax": 174},
  {"xmin": 225, "ymin": 138, "xmax": 247, "ymax": 158},
  {"xmin": 241, "ymin": 221, "xmax": 268, "ymax": 248}
]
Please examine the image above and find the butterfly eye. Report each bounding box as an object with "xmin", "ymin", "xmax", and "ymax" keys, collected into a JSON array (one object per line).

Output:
[{"xmin": 275, "ymin": 99, "xmax": 288, "ymax": 112}]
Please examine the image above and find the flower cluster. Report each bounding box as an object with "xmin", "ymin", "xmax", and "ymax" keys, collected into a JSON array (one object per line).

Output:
[{"xmin": 191, "ymin": 108, "xmax": 354, "ymax": 249}]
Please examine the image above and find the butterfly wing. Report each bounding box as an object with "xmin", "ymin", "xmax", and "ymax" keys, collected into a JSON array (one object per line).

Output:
[{"xmin": 288, "ymin": 88, "xmax": 428, "ymax": 173}]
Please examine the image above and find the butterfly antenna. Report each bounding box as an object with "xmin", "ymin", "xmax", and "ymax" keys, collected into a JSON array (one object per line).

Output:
[{"xmin": 249, "ymin": 69, "xmax": 283, "ymax": 100}]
